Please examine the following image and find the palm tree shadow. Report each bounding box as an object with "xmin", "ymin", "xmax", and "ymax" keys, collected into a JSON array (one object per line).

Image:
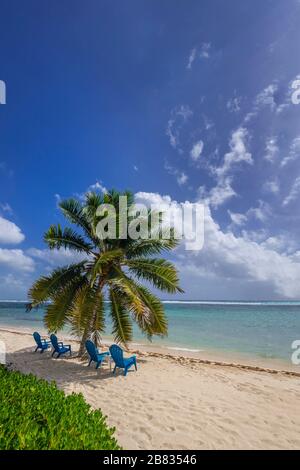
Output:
[{"xmin": 7, "ymin": 346, "xmax": 147, "ymax": 384}]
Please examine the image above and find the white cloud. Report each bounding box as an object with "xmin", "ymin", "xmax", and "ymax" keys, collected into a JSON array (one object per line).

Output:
[
  {"xmin": 228, "ymin": 210, "xmax": 247, "ymax": 226},
  {"xmin": 263, "ymin": 179, "xmax": 280, "ymax": 194},
  {"xmin": 281, "ymin": 136, "xmax": 300, "ymax": 167},
  {"xmin": 0, "ymin": 216, "xmax": 25, "ymax": 244},
  {"xmin": 0, "ymin": 203, "xmax": 13, "ymax": 215},
  {"xmin": 27, "ymin": 248, "xmax": 88, "ymax": 266},
  {"xmin": 136, "ymin": 191, "xmax": 300, "ymax": 299},
  {"xmin": 165, "ymin": 162, "xmax": 188, "ymax": 187},
  {"xmin": 264, "ymin": 136, "xmax": 279, "ymax": 162},
  {"xmin": 201, "ymin": 177, "xmax": 236, "ymax": 208},
  {"xmin": 177, "ymin": 172, "xmax": 188, "ymax": 186},
  {"xmin": 246, "ymin": 200, "xmax": 272, "ymax": 222},
  {"xmin": 186, "ymin": 43, "xmax": 211, "ymax": 69},
  {"xmin": 244, "ymin": 82, "xmax": 279, "ymax": 123},
  {"xmin": 190, "ymin": 140, "xmax": 204, "ymax": 161},
  {"xmin": 166, "ymin": 105, "xmax": 193, "ymax": 150},
  {"xmin": 0, "ymin": 249, "xmax": 35, "ymax": 272},
  {"xmin": 227, "ymin": 96, "xmax": 241, "ymax": 113},
  {"xmin": 199, "ymin": 42, "xmax": 211, "ymax": 58},
  {"xmin": 186, "ymin": 47, "xmax": 197, "ymax": 69},
  {"xmin": 282, "ymin": 176, "xmax": 300, "ymax": 206},
  {"xmin": 87, "ymin": 181, "xmax": 107, "ymax": 194},
  {"xmin": 215, "ymin": 127, "xmax": 253, "ymax": 178}
]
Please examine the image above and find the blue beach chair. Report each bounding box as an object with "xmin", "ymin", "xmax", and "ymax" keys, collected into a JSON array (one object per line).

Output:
[
  {"xmin": 33, "ymin": 331, "xmax": 51, "ymax": 353},
  {"xmin": 50, "ymin": 334, "xmax": 72, "ymax": 358},
  {"xmin": 85, "ymin": 340, "xmax": 110, "ymax": 369},
  {"xmin": 109, "ymin": 344, "xmax": 137, "ymax": 376}
]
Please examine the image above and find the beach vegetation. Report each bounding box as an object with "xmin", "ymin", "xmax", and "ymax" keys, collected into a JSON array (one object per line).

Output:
[{"xmin": 0, "ymin": 365, "xmax": 120, "ymax": 450}]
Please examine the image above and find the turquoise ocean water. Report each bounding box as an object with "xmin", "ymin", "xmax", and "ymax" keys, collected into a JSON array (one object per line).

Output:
[{"xmin": 1, "ymin": 301, "xmax": 300, "ymax": 364}]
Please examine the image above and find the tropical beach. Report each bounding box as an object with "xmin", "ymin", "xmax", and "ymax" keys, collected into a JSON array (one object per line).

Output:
[
  {"xmin": 2, "ymin": 0, "xmax": 300, "ymax": 455},
  {"xmin": 2, "ymin": 326, "xmax": 300, "ymax": 450}
]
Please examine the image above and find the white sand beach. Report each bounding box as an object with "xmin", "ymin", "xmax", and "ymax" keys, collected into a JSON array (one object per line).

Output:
[{"xmin": 2, "ymin": 327, "xmax": 300, "ymax": 450}]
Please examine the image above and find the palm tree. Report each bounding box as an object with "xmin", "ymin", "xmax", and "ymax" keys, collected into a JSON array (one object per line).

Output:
[{"xmin": 28, "ymin": 190, "xmax": 183, "ymax": 356}]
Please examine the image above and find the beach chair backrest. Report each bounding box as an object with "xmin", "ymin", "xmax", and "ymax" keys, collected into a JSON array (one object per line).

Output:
[
  {"xmin": 85, "ymin": 340, "xmax": 97, "ymax": 361},
  {"xmin": 109, "ymin": 344, "xmax": 124, "ymax": 367},
  {"xmin": 33, "ymin": 331, "xmax": 42, "ymax": 347},
  {"xmin": 50, "ymin": 334, "xmax": 59, "ymax": 351}
]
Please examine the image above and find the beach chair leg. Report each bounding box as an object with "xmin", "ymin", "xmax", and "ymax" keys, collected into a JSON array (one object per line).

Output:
[
  {"xmin": 113, "ymin": 365, "xmax": 117, "ymax": 375},
  {"xmin": 34, "ymin": 346, "xmax": 38, "ymax": 352},
  {"xmin": 88, "ymin": 359, "xmax": 92, "ymax": 367},
  {"xmin": 96, "ymin": 361, "xmax": 101, "ymax": 370},
  {"xmin": 124, "ymin": 367, "xmax": 128, "ymax": 376},
  {"xmin": 51, "ymin": 350, "xmax": 55, "ymax": 357},
  {"xmin": 134, "ymin": 361, "xmax": 137, "ymax": 371}
]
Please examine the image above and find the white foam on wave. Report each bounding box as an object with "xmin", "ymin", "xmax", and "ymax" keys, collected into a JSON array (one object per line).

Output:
[
  {"xmin": 161, "ymin": 300, "xmax": 300, "ymax": 306},
  {"xmin": 167, "ymin": 346, "xmax": 203, "ymax": 353}
]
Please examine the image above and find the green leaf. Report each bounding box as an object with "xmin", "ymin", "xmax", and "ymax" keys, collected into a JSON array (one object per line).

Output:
[
  {"xmin": 127, "ymin": 258, "xmax": 184, "ymax": 293},
  {"xmin": 44, "ymin": 224, "xmax": 93, "ymax": 253},
  {"xmin": 109, "ymin": 288, "xmax": 132, "ymax": 345}
]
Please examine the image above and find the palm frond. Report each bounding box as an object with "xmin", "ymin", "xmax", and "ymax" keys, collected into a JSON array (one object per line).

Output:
[
  {"xmin": 69, "ymin": 283, "xmax": 105, "ymax": 341},
  {"xmin": 59, "ymin": 198, "xmax": 96, "ymax": 243},
  {"xmin": 27, "ymin": 262, "xmax": 86, "ymax": 308},
  {"xmin": 44, "ymin": 275, "xmax": 87, "ymax": 332},
  {"xmin": 109, "ymin": 287, "xmax": 132, "ymax": 345},
  {"xmin": 126, "ymin": 233, "xmax": 179, "ymax": 258},
  {"xmin": 134, "ymin": 284, "xmax": 168, "ymax": 337},
  {"xmin": 89, "ymin": 249, "xmax": 124, "ymax": 286},
  {"xmin": 44, "ymin": 224, "xmax": 93, "ymax": 253},
  {"xmin": 127, "ymin": 258, "xmax": 183, "ymax": 293}
]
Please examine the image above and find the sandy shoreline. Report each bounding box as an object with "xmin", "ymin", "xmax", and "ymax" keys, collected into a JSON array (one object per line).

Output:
[{"xmin": 1, "ymin": 327, "xmax": 300, "ymax": 449}]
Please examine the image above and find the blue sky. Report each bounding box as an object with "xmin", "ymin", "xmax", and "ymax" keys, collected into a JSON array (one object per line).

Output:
[{"xmin": 1, "ymin": 0, "xmax": 300, "ymax": 300}]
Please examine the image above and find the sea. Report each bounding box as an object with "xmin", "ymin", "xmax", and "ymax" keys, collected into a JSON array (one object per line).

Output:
[{"xmin": 0, "ymin": 300, "xmax": 300, "ymax": 366}]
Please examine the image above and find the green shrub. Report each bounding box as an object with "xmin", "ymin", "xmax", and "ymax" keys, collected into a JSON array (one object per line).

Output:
[{"xmin": 0, "ymin": 365, "xmax": 120, "ymax": 450}]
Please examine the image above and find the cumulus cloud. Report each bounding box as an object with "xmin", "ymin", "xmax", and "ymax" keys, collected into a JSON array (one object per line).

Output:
[
  {"xmin": 0, "ymin": 216, "xmax": 25, "ymax": 244},
  {"xmin": 200, "ymin": 177, "xmax": 236, "ymax": 208},
  {"xmin": 0, "ymin": 249, "xmax": 35, "ymax": 272},
  {"xmin": 164, "ymin": 161, "xmax": 188, "ymax": 187},
  {"xmin": 136, "ymin": 191, "xmax": 300, "ymax": 299},
  {"xmin": 190, "ymin": 140, "xmax": 204, "ymax": 161},
  {"xmin": 27, "ymin": 248, "xmax": 88, "ymax": 266}
]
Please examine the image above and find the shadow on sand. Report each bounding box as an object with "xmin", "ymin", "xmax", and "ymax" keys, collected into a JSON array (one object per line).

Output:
[{"xmin": 7, "ymin": 346, "xmax": 147, "ymax": 385}]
